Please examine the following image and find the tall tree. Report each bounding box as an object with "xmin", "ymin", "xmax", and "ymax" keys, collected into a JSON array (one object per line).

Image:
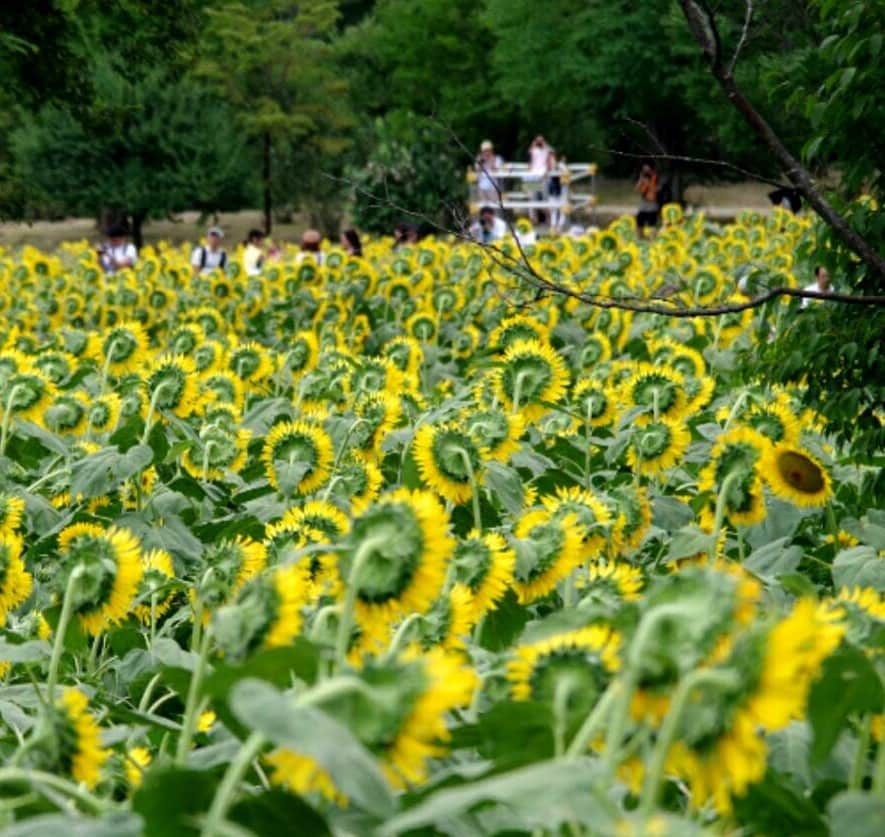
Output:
[
  {"xmin": 13, "ymin": 68, "xmax": 252, "ymax": 246},
  {"xmin": 197, "ymin": 0, "xmax": 353, "ymax": 235}
]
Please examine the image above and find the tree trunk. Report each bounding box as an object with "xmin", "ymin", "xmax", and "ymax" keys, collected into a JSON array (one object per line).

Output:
[
  {"xmin": 263, "ymin": 131, "xmax": 272, "ymax": 236},
  {"xmin": 131, "ymin": 212, "xmax": 145, "ymax": 250}
]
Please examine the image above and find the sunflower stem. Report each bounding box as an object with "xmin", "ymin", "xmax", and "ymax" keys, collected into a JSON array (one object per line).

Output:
[
  {"xmin": 141, "ymin": 381, "xmax": 174, "ymax": 446},
  {"xmin": 565, "ymin": 679, "xmax": 621, "ymax": 758},
  {"xmin": 723, "ymin": 389, "xmax": 750, "ymax": 431},
  {"xmin": 333, "ymin": 535, "xmax": 388, "ymax": 672},
  {"xmin": 175, "ymin": 627, "xmax": 212, "ymax": 766},
  {"xmin": 46, "ymin": 565, "xmax": 84, "ymax": 703},
  {"xmin": 384, "ymin": 612, "xmax": 424, "ymax": 661},
  {"xmin": 201, "ymin": 730, "xmax": 266, "ymax": 837},
  {"xmin": 98, "ymin": 338, "xmax": 123, "ymax": 398},
  {"xmin": 553, "ymin": 677, "xmax": 579, "ymax": 758},
  {"xmin": 0, "ymin": 384, "xmax": 27, "ymax": 457},
  {"xmin": 638, "ymin": 668, "xmax": 741, "ymax": 816},
  {"xmin": 826, "ymin": 504, "xmax": 840, "ymax": 542},
  {"xmin": 201, "ymin": 440, "xmax": 217, "ymax": 482},
  {"xmin": 511, "ymin": 371, "xmax": 529, "ymax": 416},
  {"xmin": 456, "ymin": 448, "xmax": 483, "ymax": 533},
  {"xmin": 850, "ymin": 714, "xmax": 872, "ymax": 790},
  {"xmin": 709, "ymin": 470, "xmax": 743, "ymax": 560},
  {"xmin": 0, "ymin": 767, "xmax": 109, "ymax": 814},
  {"xmin": 874, "ymin": 721, "xmax": 885, "ymax": 796}
]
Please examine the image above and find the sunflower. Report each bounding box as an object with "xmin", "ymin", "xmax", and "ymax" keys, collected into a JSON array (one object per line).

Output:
[
  {"xmin": 745, "ymin": 401, "xmax": 801, "ymax": 446},
  {"xmin": 349, "ymin": 357, "xmax": 405, "ymax": 398},
  {"xmin": 145, "ymin": 354, "xmax": 200, "ymax": 418},
  {"xmin": 383, "ymin": 336, "xmax": 424, "ymax": 377},
  {"xmin": 95, "ymin": 320, "xmax": 149, "ymax": 376},
  {"xmin": 462, "ymin": 407, "xmax": 524, "ymax": 462},
  {"xmin": 581, "ymin": 559, "xmax": 644, "ymax": 602},
  {"xmin": 200, "ymin": 370, "xmax": 246, "ymax": 412},
  {"xmin": 507, "ymin": 625, "xmax": 621, "ymax": 714},
  {"xmin": 42, "ymin": 391, "xmax": 88, "ymax": 435},
  {"xmin": 33, "ymin": 349, "xmax": 78, "ymax": 385},
  {"xmin": 626, "ymin": 419, "xmax": 691, "ymax": 476},
  {"xmin": 571, "ymin": 379, "xmax": 617, "ymax": 428},
  {"xmin": 227, "ymin": 340, "xmax": 275, "ymax": 386},
  {"xmin": 86, "ymin": 393, "xmax": 122, "ymax": 434},
  {"xmin": 0, "ymin": 533, "xmax": 33, "ymax": 625},
  {"xmin": 492, "ymin": 339, "xmax": 570, "ymax": 420},
  {"xmin": 542, "ymin": 486, "xmax": 612, "ymax": 560},
  {"xmin": 58, "ymin": 523, "xmax": 143, "ymax": 635},
  {"xmin": 762, "ymin": 443, "xmax": 832, "ymax": 508},
  {"xmin": 606, "ymin": 485, "xmax": 652, "ymax": 557},
  {"xmin": 193, "ymin": 536, "xmax": 267, "ymax": 617},
  {"xmin": 124, "ymin": 747, "xmax": 152, "ymax": 789},
  {"xmin": 452, "ymin": 531, "xmax": 515, "ymax": 619},
  {"xmin": 182, "ymin": 427, "xmax": 251, "ymax": 481},
  {"xmin": 133, "ymin": 549, "xmax": 177, "ymax": 625},
  {"xmin": 0, "ymin": 493, "xmax": 25, "ymax": 537},
  {"xmin": 213, "ymin": 563, "xmax": 312, "ymax": 659},
  {"xmin": 53, "ymin": 689, "xmax": 109, "ymax": 789},
  {"xmin": 576, "ymin": 333, "xmax": 612, "ymax": 369},
  {"xmin": 512, "ymin": 509, "xmax": 583, "ymax": 604},
  {"xmin": 262, "ymin": 420, "xmax": 334, "ymax": 496},
  {"xmin": 329, "ymin": 451, "xmax": 384, "ymax": 515},
  {"xmin": 413, "ymin": 424, "xmax": 485, "ymax": 505},
  {"xmin": 343, "ymin": 489, "xmax": 453, "ymax": 646},
  {"xmin": 286, "ymin": 330, "xmax": 320, "ymax": 378},
  {"xmin": 621, "ymin": 363, "xmax": 688, "ymax": 425},
  {"xmin": 0, "ymin": 368, "xmax": 57, "ymax": 423},
  {"xmin": 352, "ymin": 390, "xmax": 402, "ymax": 455},
  {"xmin": 331, "ymin": 648, "xmax": 476, "ymax": 788},
  {"xmin": 421, "ymin": 583, "xmax": 477, "ymax": 651},
  {"xmin": 265, "ymin": 750, "xmax": 345, "ymax": 805},
  {"xmin": 168, "ymin": 323, "xmax": 206, "ymax": 357},
  {"xmin": 488, "ymin": 314, "xmax": 550, "ymax": 353}
]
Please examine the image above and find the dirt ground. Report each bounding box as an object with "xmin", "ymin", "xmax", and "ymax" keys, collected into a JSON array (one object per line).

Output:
[{"xmin": 0, "ymin": 180, "xmax": 776, "ymax": 250}]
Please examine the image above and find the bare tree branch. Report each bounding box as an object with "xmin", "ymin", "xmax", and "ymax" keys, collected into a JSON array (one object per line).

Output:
[
  {"xmin": 678, "ymin": 0, "xmax": 885, "ymax": 280},
  {"xmin": 728, "ymin": 0, "xmax": 754, "ymax": 77}
]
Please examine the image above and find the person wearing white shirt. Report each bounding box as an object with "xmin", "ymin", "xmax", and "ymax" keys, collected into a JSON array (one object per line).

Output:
[
  {"xmin": 98, "ymin": 225, "xmax": 137, "ymax": 273},
  {"xmin": 475, "ymin": 140, "xmax": 504, "ymax": 204},
  {"xmin": 802, "ymin": 266, "xmax": 832, "ymax": 308},
  {"xmin": 191, "ymin": 226, "xmax": 228, "ymax": 276},
  {"xmin": 528, "ymin": 135, "xmax": 552, "ymax": 223}
]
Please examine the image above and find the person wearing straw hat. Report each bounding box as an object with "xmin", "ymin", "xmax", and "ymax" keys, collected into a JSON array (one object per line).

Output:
[
  {"xmin": 191, "ymin": 226, "xmax": 228, "ymax": 276},
  {"xmin": 475, "ymin": 140, "xmax": 503, "ymax": 205},
  {"xmin": 298, "ymin": 229, "xmax": 325, "ymax": 265}
]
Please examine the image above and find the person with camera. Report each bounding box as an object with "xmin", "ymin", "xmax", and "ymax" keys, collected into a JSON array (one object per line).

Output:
[
  {"xmin": 97, "ymin": 224, "xmax": 137, "ymax": 274},
  {"xmin": 635, "ymin": 161, "xmax": 660, "ymax": 232},
  {"xmin": 470, "ymin": 206, "xmax": 508, "ymax": 245},
  {"xmin": 191, "ymin": 226, "xmax": 228, "ymax": 276}
]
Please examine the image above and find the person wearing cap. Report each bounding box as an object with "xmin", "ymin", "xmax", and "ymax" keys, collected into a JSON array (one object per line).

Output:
[
  {"xmin": 297, "ymin": 229, "xmax": 325, "ymax": 265},
  {"xmin": 191, "ymin": 226, "xmax": 228, "ymax": 276},
  {"xmin": 475, "ymin": 140, "xmax": 503, "ymax": 205}
]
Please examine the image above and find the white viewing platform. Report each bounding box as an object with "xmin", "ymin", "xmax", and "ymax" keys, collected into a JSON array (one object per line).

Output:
[{"xmin": 467, "ymin": 162, "xmax": 599, "ymax": 230}]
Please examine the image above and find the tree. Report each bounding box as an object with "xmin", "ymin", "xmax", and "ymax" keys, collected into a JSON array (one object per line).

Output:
[
  {"xmin": 197, "ymin": 0, "xmax": 353, "ymax": 235},
  {"xmin": 12, "ymin": 68, "xmax": 252, "ymax": 246}
]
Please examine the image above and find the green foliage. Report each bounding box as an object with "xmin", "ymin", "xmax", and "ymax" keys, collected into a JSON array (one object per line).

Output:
[
  {"xmin": 348, "ymin": 114, "xmax": 467, "ymax": 235},
  {"xmin": 11, "ymin": 68, "xmax": 252, "ymax": 240}
]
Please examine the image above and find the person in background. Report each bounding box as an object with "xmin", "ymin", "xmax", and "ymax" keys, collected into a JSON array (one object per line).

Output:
[
  {"xmin": 191, "ymin": 226, "xmax": 227, "ymax": 276},
  {"xmin": 802, "ymin": 265, "xmax": 832, "ymax": 308},
  {"xmin": 548, "ymin": 150, "xmax": 565, "ymax": 232},
  {"xmin": 98, "ymin": 224, "xmax": 137, "ymax": 273},
  {"xmin": 341, "ymin": 228, "xmax": 363, "ymax": 258},
  {"xmin": 298, "ymin": 229, "xmax": 324, "ymax": 265},
  {"xmin": 243, "ymin": 228, "xmax": 266, "ymax": 276},
  {"xmin": 528, "ymin": 136, "xmax": 554, "ymax": 224},
  {"xmin": 635, "ymin": 161, "xmax": 660, "ymax": 232},
  {"xmin": 475, "ymin": 140, "xmax": 504, "ymax": 205},
  {"xmin": 470, "ymin": 206, "xmax": 508, "ymax": 244}
]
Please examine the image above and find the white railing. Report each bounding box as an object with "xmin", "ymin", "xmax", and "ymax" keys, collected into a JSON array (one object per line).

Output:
[{"xmin": 467, "ymin": 162, "xmax": 599, "ymax": 230}]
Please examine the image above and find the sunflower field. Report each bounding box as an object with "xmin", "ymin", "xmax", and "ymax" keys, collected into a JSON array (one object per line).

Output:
[{"xmin": 0, "ymin": 207, "xmax": 883, "ymax": 836}]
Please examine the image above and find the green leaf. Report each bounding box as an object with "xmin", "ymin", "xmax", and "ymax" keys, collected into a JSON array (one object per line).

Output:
[
  {"xmin": 743, "ymin": 537, "xmax": 802, "ymax": 582},
  {"xmin": 731, "ymin": 769, "xmax": 826, "ymax": 836},
  {"xmin": 483, "ymin": 461, "xmax": 523, "ymax": 515},
  {"xmin": 132, "ymin": 768, "xmax": 216, "ymax": 836},
  {"xmin": 809, "ymin": 643, "xmax": 884, "ymax": 762},
  {"xmin": 476, "ymin": 589, "xmax": 529, "ymax": 652},
  {"xmin": 379, "ymin": 757, "xmax": 611, "ymax": 836},
  {"xmin": 666, "ymin": 526, "xmax": 713, "ymax": 562},
  {"xmin": 652, "ymin": 495, "xmax": 694, "ymax": 531},
  {"xmin": 229, "ymin": 678, "xmax": 394, "ymax": 818},
  {"xmin": 832, "ymin": 547, "xmax": 885, "ymax": 591},
  {"xmin": 828, "ymin": 791, "xmax": 885, "ymax": 837},
  {"xmin": 0, "ymin": 638, "xmax": 51, "ymax": 663},
  {"xmin": 3, "ymin": 814, "xmax": 143, "ymax": 837},
  {"xmin": 229, "ymin": 789, "xmax": 330, "ymax": 836}
]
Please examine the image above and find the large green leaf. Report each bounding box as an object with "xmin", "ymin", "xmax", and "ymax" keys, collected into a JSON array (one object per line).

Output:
[
  {"xmin": 832, "ymin": 547, "xmax": 885, "ymax": 591},
  {"xmin": 131, "ymin": 768, "xmax": 217, "ymax": 836},
  {"xmin": 229, "ymin": 678, "xmax": 394, "ymax": 818},
  {"xmin": 379, "ymin": 757, "xmax": 611, "ymax": 835},
  {"xmin": 828, "ymin": 791, "xmax": 885, "ymax": 837},
  {"xmin": 808, "ymin": 643, "xmax": 884, "ymax": 762}
]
